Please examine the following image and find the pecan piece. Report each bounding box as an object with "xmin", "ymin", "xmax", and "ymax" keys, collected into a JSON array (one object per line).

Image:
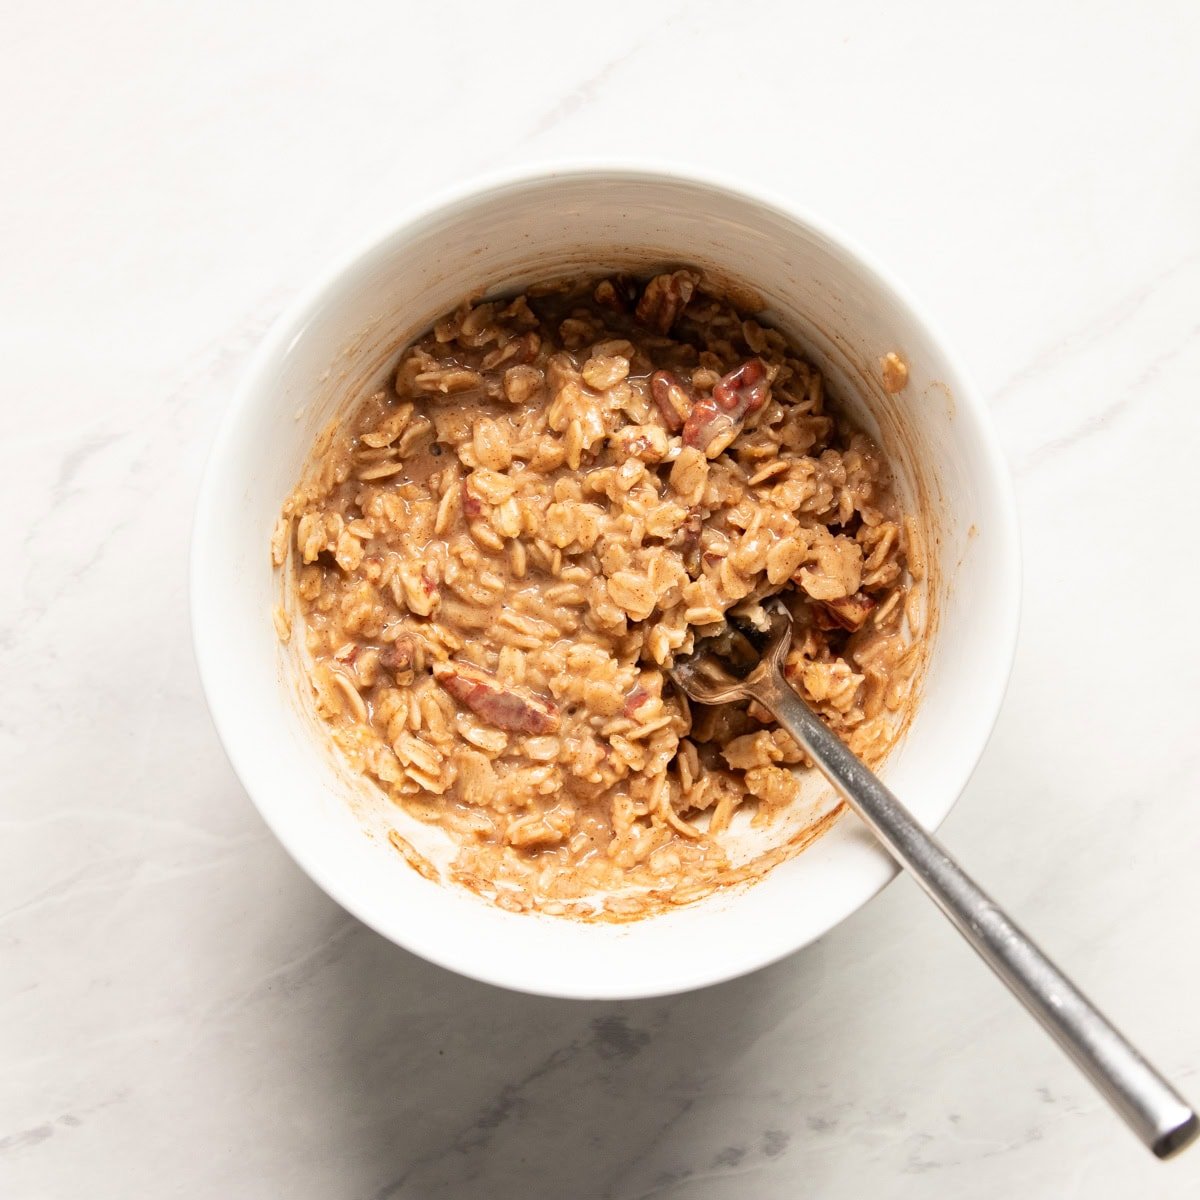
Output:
[
  {"xmin": 650, "ymin": 370, "xmax": 693, "ymax": 432},
  {"xmin": 635, "ymin": 270, "xmax": 696, "ymax": 334},
  {"xmin": 815, "ymin": 592, "xmax": 876, "ymax": 632},
  {"xmin": 380, "ymin": 634, "xmax": 417, "ymax": 685},
  {"xmin": 682, "ymin": 358, "xmax": 770, "ymax": 458},
  {"xmin": 594, "ymin": 276, "xmax": 638, "ymax": 313},
  {"xmin": 432, "ymin": 661, "xmax": 560, "ymax": 735},
  {"xmin": 674, "ymin": 505, "xmax": 706, "ymax": 573},
  {"xmin": 712, "ymin": 357, "xmax": 771, "ymax": 414}
]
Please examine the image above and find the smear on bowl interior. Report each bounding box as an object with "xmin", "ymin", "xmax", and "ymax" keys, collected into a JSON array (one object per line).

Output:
[{"xmin": 272, "ymin": 270, "xmax": 926, "ymax": 917}]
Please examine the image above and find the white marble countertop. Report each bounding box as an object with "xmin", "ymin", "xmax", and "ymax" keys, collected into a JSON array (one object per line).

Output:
[{"xmin": 5, "ymin": 3, "xmax": 1200, "ymax": 1196}]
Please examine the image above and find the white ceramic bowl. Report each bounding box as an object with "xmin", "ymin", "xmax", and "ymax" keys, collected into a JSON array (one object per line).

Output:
[{"xmin": 192, "ymin": 165, "xmax": 1019, "ymax": 1000}]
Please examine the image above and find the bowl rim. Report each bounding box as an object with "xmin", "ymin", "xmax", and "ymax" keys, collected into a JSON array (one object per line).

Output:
[{"xmin": 190, "ymin": 160, "xmax": 1022, "ymax": 998}]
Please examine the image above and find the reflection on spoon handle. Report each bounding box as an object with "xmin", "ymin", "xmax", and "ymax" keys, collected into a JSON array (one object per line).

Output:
[{"xmin": 750, "ymin": 664, "xmax": 1198, "ymax": 1160}]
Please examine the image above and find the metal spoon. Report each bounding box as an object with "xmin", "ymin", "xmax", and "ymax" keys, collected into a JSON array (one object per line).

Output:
[{"xmin": 669, "ymin": 600, "xmax": 1197, "ymax": 1159}]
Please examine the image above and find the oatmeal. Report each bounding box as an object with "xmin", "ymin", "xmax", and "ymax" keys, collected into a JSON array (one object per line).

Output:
[
  {"xmin": 881, "ymin": 351, "xmax": 909, "ymax": 395},
  {"xmin": 274, "ymin": 270, "xmax": 923, "ymax": 913}
]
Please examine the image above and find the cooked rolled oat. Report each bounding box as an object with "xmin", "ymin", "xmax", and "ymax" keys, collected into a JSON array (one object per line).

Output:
[{"xmin": 276, "ymin": 270, "xmax": 922, "ymax": 912}]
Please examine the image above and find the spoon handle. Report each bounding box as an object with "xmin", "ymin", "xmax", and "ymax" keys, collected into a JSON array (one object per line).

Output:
[{"xmin": 749, "ymin": 665, "xmax": 1197, "ymax": 1159}]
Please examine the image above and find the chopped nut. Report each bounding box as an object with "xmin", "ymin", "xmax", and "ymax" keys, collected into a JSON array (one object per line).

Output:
[
  {"xmin": 650, "ymin": 370, "xmax": 693, "ymax": 432},
  {"xmin": 433, "ymin": 661, "xmax": 560, "ymax": 734},
  {"xmin": 380, "ymin": 635, "xmax": 417, "ymax": 685},
  {"xmin": 816, "ymin": 592, "xmax": 877, "ymax": 631},
  {"xmin": 635, "ymin": 270, "xmax": 697, "ymax": 334},
  {"xmin": 682, "ymin": 359, "xmax": 770, "ymax": 457}
]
